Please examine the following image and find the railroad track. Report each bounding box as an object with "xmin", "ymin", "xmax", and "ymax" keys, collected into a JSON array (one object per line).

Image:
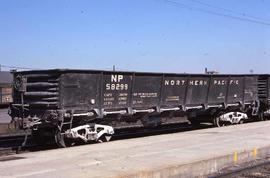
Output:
[
  {"xmin": 209, "ymin": 159, "xmax": 270, "ymax": 178},
  {"xmin": 0, "ymin": 122, "xmax": 212, "ymax": 156},
  {"xmin": 0, "ymin": 134, "xmax": 32, "ymax": 156},
  {"xmin": 113, "ymin": 122, "xmax": 206, "ymax": 140},
  {"xmin": 0, "ymin": 120, "xmax": 261, "ymax": 158}
]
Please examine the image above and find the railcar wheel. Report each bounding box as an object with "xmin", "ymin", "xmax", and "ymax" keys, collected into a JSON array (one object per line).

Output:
[
  {"xmin": 259, "ymin": 113, "xmax": 265, "ymax": 121},
  {"xmin": 98, "ymin": 134, "xmax": 112, "ymax": 143},
  {"xmin": 214, "ymin": 117, "xmax": 227, "ymax": 127},
  {"xmin": 189, "ymin": 119, "xmax": 200, "ymax": 128},
  {"xmin": 55, "ymin": 130, "xmax": 75, "ymax": 148},
  {"xmin": 32, "ymin": 129, "xmax": 54, "ymax": 145}
]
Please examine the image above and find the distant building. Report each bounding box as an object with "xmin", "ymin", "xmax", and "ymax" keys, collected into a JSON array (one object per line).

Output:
[
  {"xmin": 204, "ymin": 68, "xmax": 219, "ymax": 75},
  {"xmin": 0, "ymin": 71, "xmax": 13, "ymax": 105}
]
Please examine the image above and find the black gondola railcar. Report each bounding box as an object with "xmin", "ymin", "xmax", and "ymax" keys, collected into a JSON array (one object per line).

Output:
[{"xmin": 9, "ymin": 69, "xmax": 270, "ymax": 147}]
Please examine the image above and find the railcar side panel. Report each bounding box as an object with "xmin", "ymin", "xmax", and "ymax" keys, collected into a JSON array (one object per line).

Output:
[
  {"xmin": 161, "ymin": 76, "xmax": 187, "ymax": 107},
  {"xmin": 227, "ymin": 77, "xmax": 244, "ymax": 104},
  {"xmin": 185, "ymin": 76, "xmax": 210, "ymax": 106},
  {"xmin": 132, "ymin": 75, "xmax": 162, "ymax": 108},
  {"xmin": 102, "ymin": 73, "xmax": 132, "ymax": 109},
  {"xmin": 244, "ymin": 76, "xmax": 258, "ymax": 103},
  {"xmin": 207, "ymin": 76, "xmax": 228, "ymax": 105},
  {"xmin": 60, "ymin": 73, "xmax": 100, "ymax": 109},
  {"xmin": 268, "ymin": 76, "xmax": 270, "ymax": 106}
]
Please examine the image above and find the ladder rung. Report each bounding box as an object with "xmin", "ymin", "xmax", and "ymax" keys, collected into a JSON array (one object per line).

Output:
[{"xmin": 62, "ymin": 122, "xmax": 72, "ymax": 125}]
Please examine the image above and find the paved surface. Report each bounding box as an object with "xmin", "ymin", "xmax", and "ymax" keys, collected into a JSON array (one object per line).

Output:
[
  {"xmin": 1, "ymin": 121, "xmax": 270, "ymax": 178},
  {"xmin": 0, "ymin": 108, "xmax": 10, "ymax": 123}
]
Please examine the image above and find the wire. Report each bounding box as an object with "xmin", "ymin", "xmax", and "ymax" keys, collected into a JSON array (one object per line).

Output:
[
  {"xmin": 0, "ymin": 65, "xmax": 130, "ymax": 71},
  {"xmin": 0, "ymin": 64, "xmax": 43, "ymax": 70},
  {"xmin": 159, "ymin": 0, "xmax": 270, "ymax": 26},
  {"xmin": 186, "ymin": 0, "xmax": 270, "ymax": 23}
]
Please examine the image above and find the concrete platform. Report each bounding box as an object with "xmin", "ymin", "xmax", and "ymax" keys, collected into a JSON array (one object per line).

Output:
[{"xmin": 1, "ymin": 121, "xmax": 270, "ymax": 178}]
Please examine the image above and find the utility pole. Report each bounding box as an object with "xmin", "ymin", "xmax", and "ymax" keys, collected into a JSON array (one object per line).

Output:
[{"xmin": 113, "ymin": 65, "xmax": 115, "ymax": 71}]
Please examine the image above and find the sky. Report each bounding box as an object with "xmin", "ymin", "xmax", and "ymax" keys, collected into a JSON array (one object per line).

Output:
[{"xmin": 0, "ymin": 0, "xmax": 269, "ymax": 74}]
